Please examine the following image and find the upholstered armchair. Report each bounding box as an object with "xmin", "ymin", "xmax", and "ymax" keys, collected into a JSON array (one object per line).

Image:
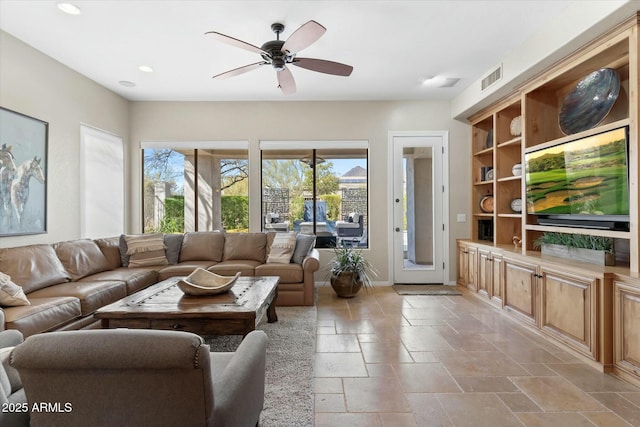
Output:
[
  {"xmin": 0, "ymin": 330, "xmax": 28, "ymax": 427},
  {"xmin": 11, "ymin": 329, "xmax": 267, "ymax": 427}
]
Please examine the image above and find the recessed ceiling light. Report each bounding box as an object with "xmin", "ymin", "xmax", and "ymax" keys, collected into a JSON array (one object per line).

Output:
[
  {"xmin": 57, "ymin": 2, "xmax": 81, "ymax": 15},
  {"xmin": 138, "ymin": 65, "xmax": 154, "ymax": 73},
  {"xmin": 118, "ymin": 80, "xmax": 136, "ymax": 88}
]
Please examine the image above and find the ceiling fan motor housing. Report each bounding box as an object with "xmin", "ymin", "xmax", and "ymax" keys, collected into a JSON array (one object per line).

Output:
[{"xmin": 261, "ymin": 39, "xmax": 290, "ymax": 71}]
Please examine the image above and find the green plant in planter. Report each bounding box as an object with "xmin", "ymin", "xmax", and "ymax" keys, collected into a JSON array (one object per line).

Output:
[
  {"xmin": 327, "ymin": 245, "xmax": 377, "ymax": 298},
  {"xmin": 533, "ymin": 232, "xmax": 613, "ymax": 252}
]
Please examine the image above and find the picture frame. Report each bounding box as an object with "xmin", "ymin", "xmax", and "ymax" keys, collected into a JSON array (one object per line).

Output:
[{"xmin": 0, "ymin": 107, "xmax": 48, "ymax": 236}]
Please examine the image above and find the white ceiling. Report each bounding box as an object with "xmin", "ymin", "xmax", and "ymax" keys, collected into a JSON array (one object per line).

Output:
[{"xmin": 0, "ymin": 1, "xmax": 577, "ymax": 102}]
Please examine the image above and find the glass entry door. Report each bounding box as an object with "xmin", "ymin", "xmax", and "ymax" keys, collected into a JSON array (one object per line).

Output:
[{"xmin": 392, "ymin": 133, "xmax": 447, "ymax": 284}]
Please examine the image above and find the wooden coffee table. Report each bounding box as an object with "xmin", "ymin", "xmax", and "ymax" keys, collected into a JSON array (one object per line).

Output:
[{"xmin": 95, "ymin": 276, "xmax": 279, "ymax": 336}]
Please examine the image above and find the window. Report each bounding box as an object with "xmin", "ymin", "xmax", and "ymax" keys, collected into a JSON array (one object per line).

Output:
[
  {"xmin": 141, "ymin": 142, "xmax": 248, "ymax": 233},
  {"xmin": 80, "ymin": 125, "xmax": 124, "ymax": 238},
  {"xmin": 260, "ymin": 141, "xmax": 368, "ymax": 248}
]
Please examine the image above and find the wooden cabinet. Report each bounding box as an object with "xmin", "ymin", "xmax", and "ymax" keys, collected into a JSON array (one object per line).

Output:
[
  {"xmin": 477, "ymin": 248, "xmax": 503, "ymax": 306},
  {"xmin": 614, "ymin": 276, "xmax": 640, "ymax": 384},
  {"xmin": 502, "ymin": 255, "xmax": 538, "ymax": 326},
  {"xmin": 539, "ymin": 266, "xmax": 599, "ymax": 360},
  {"xmin": 477, "ymin": 248, "xmax": 491, "ymax": 297},
  {"xmin": 490, "ymin": 252, "xmax": 503, "ymax": 305}
]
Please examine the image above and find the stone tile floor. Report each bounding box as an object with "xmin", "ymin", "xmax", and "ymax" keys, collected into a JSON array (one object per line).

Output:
[{"xmin": 313, "ymin": 286, "xmax": 640, "ymax": 426}]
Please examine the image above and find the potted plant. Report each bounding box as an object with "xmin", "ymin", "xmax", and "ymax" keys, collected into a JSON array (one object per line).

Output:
[
  {"xmin": 327, "ymin": 245, "xmax": 377, "ymax": 298},
  {"xmin": 533, "ymin": 232, "xmax": 615, "ymax": 266}
]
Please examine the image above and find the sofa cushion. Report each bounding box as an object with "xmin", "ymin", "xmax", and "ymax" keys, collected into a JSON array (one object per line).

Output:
[
  {"xmin": 223, "ymin": 233, "xmax": 267, "ymax": 263},
  {"xmin": 95, "ymin": 237, "xmax": 123, "ymax": 270},
  {"xmin": 79, "ymin": 268, "xmax": 159, "ymax": 295},
  {"xmin": 0, "ymin": 272, "xmax": 29, "ymax": 307},
  {"xmin": 28, "ymin": 280, "xmax": 127, "ymax": 316},
  {"xmin": 180, "ymin": 231, "xmax": 225, "ymax": 262},
  {"xmin": 209, "ymin": 260, "xmax": 260, "ymax": 277},
  {"xmin": 158, "ymin": 261, "xmax": 217, "ymax": 281},
  {"xmin": 291, "ymin": 233, "xmax": 316, "ymax": 264},
  {"xmin": 54, "ymin": 239, "xmax": 111, "ymax": 281},
  {"xmin": 0, "ymin": 244, "xmax": 70, "ymax": 294},
  {"xmin": 266, "ymin": 232, "xmax": 297, "ymax": 264},
  {"xmin": 3, "ymin": 296, "xmax": 81, "ymax": 337},
  {"xmin": 255, "ymin": 263, "xmax": 304, "ymax": 284},
  {"xmin": 164, "ymin": 234, "xmax": 184, "ymax": 265}
]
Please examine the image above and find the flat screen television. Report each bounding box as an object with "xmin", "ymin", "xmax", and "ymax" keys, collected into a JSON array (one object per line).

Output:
[{"xmin": 524, "ymin": 126, "xmax": 630, "ymax": 230}]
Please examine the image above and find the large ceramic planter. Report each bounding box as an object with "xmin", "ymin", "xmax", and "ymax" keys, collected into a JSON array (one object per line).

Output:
[
  {"xmin": 541, "ymin": 243, "xmax": 615, "ymax": 266},
  {"xmin": 330, "ymin": 273, "xmax": 362, "ymax": 298}
]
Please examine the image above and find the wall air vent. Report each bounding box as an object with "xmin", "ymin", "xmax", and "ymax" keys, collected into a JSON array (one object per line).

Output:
[{"xmin": 481, "ymin": 64, "xmax": 502, "ymax": 91}]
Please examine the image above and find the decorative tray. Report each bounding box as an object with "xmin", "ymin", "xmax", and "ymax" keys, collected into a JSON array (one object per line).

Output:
[{"xmin": 177, "ymin": 269, "xmax": 240, "ymax": 296}]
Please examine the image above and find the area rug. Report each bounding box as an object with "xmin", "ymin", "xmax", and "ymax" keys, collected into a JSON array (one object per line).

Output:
[
  {"xmin": 205, "ymin": 306, "xmax": 316, "ymax": 427},
  {"xmin": 393, "ymin": 284, "xmax": 462, "ymax": 295}
]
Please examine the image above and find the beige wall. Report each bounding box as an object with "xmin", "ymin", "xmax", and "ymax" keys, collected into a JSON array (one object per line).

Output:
[
  {"xmin": 0, "ymin": 31, "xmax": 130, "ymax": 247},
  {"xmin": 130, "ymin": 101, "xmax": 470, "ymax": 283}
]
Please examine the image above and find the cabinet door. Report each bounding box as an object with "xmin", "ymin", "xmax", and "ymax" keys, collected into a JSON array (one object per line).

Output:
[
  {"xmin": 540, "ymin": 267, "xmax": 597, "ymax": 360},
  {"xmin": 614, "ymin": 280, "xmax": 640, "ymax": 378},
  {"xmin": 477, "ymin": 248, "xmax": 491, "ymax": 298},
  {"xmin": 502, "ymin": 257, "xmax": 538, "ymax": 325},
  {"xmin": 466, "ymin": 245, "xmax": 478, "ymax": 292},
  {"xmin": 456, "ymin": 242, "xmax": 468, "ymax": 286},
  {"xmin": 491, "ymin": 253, "xmax": 503, "ymax": 304}
]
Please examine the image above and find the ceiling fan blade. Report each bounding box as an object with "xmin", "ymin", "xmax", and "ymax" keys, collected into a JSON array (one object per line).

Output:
[
  {"xmin": 282, "ymin": 20, "xmax": 326, "ymax": 54},
  {"xmin": 292, "ymin": 58, "xmax": 353, "ymax": 76},
  {"xmin": 213, "ymin": 62, "xmax": 266, "ymax": 80},
  {"xmin": 206, "ymin": 31, "xmax": 268, "ymax": 55},
  {"xmin": 277, "ymin": 67, "xmax": 296, "ymax": 95}
]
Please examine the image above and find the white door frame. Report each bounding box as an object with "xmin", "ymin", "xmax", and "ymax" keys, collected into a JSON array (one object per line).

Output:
[{"xmin": 388, "ymin": 130, "xmax": 449, "ymax": 284}]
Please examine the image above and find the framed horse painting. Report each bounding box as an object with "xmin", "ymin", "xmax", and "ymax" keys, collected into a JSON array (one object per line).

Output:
[{"xmin": 0, "ymin": 107, "xmax": 48, "ymax": 236}]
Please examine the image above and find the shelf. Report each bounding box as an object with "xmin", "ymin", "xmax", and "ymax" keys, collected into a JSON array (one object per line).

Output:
[
  {"xmin": 498, "ymin": 137, "xmax": 522, "ymax": 148},
  {"xmin": 523, "ymin": 118, "xmax": 630, "ymax": 154},
  {"xmin": 474, "ymin": 180, "xmax": 493, "ymax": 186},
  {"xmin": 473, "ymin": 147, "xmax": 494, "ymax": 156},
  {"xmin": 498, "ymin": 213, "xmax": 522, "ymax": 218},
  {"xmin": 497, "ymin": 175, "xmax": 521, "ymax": 182},
  {"xmin": 474, "ymin": 213, "xmax": 494, "ymax": 218},
  {"xmin": 525, "ymin": 224, "xmax": 630, "ymax": 239}
]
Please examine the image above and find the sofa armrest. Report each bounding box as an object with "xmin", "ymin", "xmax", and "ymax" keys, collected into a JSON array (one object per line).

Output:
[
  {"xmin": 302, "ymin": 249, "xmax": 320, "ymax": 272},
  {"xmin": 300, "ymin": 249, "xmax": 320, "ymax": 305},
  {"xmin": 212, "ymin": 330, "xmax": 267, "ymax": 426},
  {"xmin": 0, "ymin": 309, "xmax": 5, "ymax": 332}
]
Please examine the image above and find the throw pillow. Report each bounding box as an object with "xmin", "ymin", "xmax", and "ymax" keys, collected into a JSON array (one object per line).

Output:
[
  {"xmin": 291, "ymin": 233, "xmax": 316, "ymax": 264},
  {"xmin": 163, "ymin": 233, "xmax": 184, "ymax": 265},
  {"xmin": 0, "ymin": 272, "xmax": 30, "ymax": 307},
  {"xmin": 0, "ymin": 345, "xmax": 21, "ymax": 393},
  {"xmin": 124, "ymin": 234, "xmax": 168, "ymax": 268},
  {"xmin": 266, "ymin": 232, "xmax": 297, "ymax": 264}
]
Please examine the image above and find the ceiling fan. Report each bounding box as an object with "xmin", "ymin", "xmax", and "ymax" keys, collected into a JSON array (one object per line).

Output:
[{"xmin": 206, "ymin": 20, "xmax": 353, "ymax": 95}]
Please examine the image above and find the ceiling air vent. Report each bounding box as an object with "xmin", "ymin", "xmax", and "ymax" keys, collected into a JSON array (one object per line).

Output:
[{"xmin": 481, "ymin": 64, "xmax": 502, "ymax": 91}]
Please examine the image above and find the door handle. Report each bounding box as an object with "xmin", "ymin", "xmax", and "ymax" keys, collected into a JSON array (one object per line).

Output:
[{"xmin": 395, "ymin": 227, "xmax": 400, "ymax": 232}]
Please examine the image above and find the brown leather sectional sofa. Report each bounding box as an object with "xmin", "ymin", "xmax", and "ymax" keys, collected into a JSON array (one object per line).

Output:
[{"xmin": 0, "ymin": 231, "xmax": 319, "ymax": 337}]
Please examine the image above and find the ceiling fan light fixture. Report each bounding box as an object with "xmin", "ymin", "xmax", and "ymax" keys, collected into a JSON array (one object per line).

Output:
[{"xmin": 57, "ymin": 2, "xmax": 81, "ymax": 15}]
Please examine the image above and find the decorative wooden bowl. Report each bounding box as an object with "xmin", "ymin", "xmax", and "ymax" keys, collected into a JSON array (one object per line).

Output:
[{"xmin": 177, "ymin": 268, "xmax": 240, "ymax": 296}]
